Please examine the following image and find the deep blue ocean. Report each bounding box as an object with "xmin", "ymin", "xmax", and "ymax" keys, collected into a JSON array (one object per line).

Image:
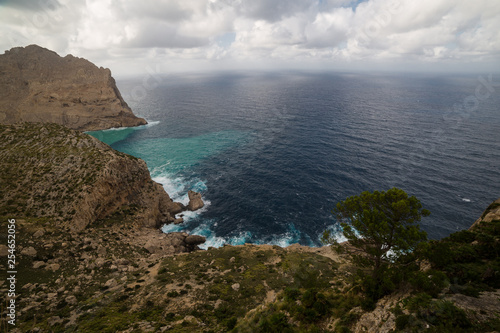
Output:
[{"xmin": 89, "ymin": 71, "xmax": 500, "ymax": 248}]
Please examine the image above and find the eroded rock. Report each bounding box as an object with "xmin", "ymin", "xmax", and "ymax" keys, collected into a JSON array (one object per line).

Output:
[
  {"xmin": 187, "ymin": 190, "xmax": 204, "ymax": 211},
  {"xmin": 0, "ymin": 45, "xmax": 147, "ymax": 131}
]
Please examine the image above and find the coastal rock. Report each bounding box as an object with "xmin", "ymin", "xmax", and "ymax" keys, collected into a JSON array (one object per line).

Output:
[
  {"xmin": 185, "ymin": 235, "xmax": 206, "ymax": 247},
  {"xmin": 167, "ymin": 201, "xmax": 185, "ymax": 215},
  {"xmin": 0, "ymin": 45, "xmax": 147, "ymax": 131},
  {"xmin": 187, "ymin": 190, "xmax": 204, "ymax": 211},
  {"xmin": 470, "ymin": 198, "xmax": 500, "ymax": 230},
  {"xmin": 143, "ymin": 231, "xmax": 205, "ymax": 255}
]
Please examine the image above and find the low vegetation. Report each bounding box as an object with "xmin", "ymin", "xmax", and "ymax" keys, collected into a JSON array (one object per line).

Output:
[{"xmin": 1, "ymin": 122, "xmax": 498, "ymax": 332}]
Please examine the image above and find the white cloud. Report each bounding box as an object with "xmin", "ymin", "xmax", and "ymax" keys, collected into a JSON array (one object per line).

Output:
[{"xmin": 0, "ymin": 0, "xmax": 498, "ymax": 74}]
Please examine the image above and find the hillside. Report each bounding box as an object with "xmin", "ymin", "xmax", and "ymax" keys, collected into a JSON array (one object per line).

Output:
[
  {"xmin": 0, "ymin": 122, "xmax": 187, "ymax": 231},
  {"xmin": 0, "ymin": 45, "xmax": 146, "ymax": 131},
  {"xmin": 0, "ymin": 123, "xmax": 498, "ymax": 332}
]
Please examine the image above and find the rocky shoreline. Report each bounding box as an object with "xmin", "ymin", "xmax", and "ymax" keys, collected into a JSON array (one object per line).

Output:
[
  {"xmin": 0, "ymin": 45, "xmax": 498, "ymax": 331},
  {"xmin": 1, "ymin": 202, "xmax": 499, "ymax": 332}
]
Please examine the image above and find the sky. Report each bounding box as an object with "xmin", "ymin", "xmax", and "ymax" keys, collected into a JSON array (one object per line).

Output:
[{"xmin": 0, "ymin": 0, "xmax": 499, "ymax": 76}]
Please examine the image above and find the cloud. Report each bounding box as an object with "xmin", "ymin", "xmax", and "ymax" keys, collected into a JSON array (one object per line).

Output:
[{"xmin": 0, "ymin": 0, "xmax": 498, "ymax": 74}]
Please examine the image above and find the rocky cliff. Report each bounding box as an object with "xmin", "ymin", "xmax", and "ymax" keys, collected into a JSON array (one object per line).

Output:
[
  {"xmin": 0, "ymin": 121, "xmax": 498, "ymax": 332},
  {"xmin": 470, "ymin": 198, "xmax": 500, "ymax": 230},
  {"xmin": 0, "ymin": 122, "xmax": 183, "ymax": 231},
  {"xmin": 0, "ymin": 45, "xmax": 147, "ymax": 131}
]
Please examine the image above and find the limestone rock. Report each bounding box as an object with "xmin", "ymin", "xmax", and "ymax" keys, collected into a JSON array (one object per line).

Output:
[
  {"xmin": 185, "ymin": 235, "xmax": 206, "ymax": 247},
  {"xmin": 144, "ymin": 239, "xmax": 161, "ymax": 254},
  {"xmin": 0, "ymin": 245, "xmax": 8, "ymax": 257},
  {"xmin": 0, "ymin": 45, "xmax": 147, "ymax": 131},
  {"xmin": 47, "ymin": 263, "xmax": 60, "ymax": 271},
  {"xmin": 33, "ymin": 229, "xmax": 45, "ymax": 238},
  {"xmin": 470, "ymin": 198, "xmax": 500, "ymax": 230},
  {"xmin": 33, "ymin": 261, "xmax": 46, "ymax": 269},
  {"xmin": 187, "ymin": 190, "xmax": 204, "ymax": 211},
  {"xmin": 0, "ymin": 122, "xmax": 175, "ymax": 231},
  {"xmin": 104, "ymin": 278, "xmax": 118, "ymax": 288},
  {"xmin": 167, "ymin": 202, "xmax": 185, "ymax": 215},
  {"xmin": 21, "ymin": 246, "xmax": 37, "ymax": 257},
  {"xmin": 143, "ymin": 231, "xmax": 205, "ymax": 255},
  {"xmin": 65, "ymin": 295, "xmax": 77, "ymax": 305}
]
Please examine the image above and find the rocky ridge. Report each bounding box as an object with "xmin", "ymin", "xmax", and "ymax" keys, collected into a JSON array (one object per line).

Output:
[
  {"xmin": 0, "ymin": 122, "xmax": 203, "ymax": 233},
  {"xmin": 0, "ymin": 45, "xmax": 147, "ymax": 131}
]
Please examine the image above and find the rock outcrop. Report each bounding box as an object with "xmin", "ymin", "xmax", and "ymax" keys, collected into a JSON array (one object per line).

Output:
[
  {"xmin": 143, "ymin": 232, "xmax": 206, "ymax": 255},
  {"xmin": 187, "ymin": 190, "xmax": 205, "ymax": 211},
  {"xmin": 470, "ymin": 198, "xmax": 500, "ymax": 230},
  {"xmin": 0, "ymin": 44, "xmax": 147, "ymax": 131},
  {"xmin": 0, "ymin": 122, "xmax": 179, "ymax": 231}
]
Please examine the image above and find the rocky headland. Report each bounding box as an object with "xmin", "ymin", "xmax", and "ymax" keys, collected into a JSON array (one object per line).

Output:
[
  {"xmin": 0, "ymin": 45, "xmax": 147, "ymax": 131},
  {"xmin": 0, "ymin": 46, "xmax": 498, "ymax": 331},
  {"xmin": 0, "ymin": 122, "xmax": 203, "ymax": 233},
  {"xmin": 0, "ymin": 121, "xmax": 498, "ymax": 332}
]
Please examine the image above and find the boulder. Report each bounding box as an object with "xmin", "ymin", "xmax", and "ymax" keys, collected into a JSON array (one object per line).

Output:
[
  {"xmin": 167, "ymin": 202, "xmax": 185, "ymax": 215},
  {"xmin": 33, "ymin": 261, "xmax": 46, "ymax": 269},
  {"xmin": 33, "ymin": 229, "xmax": 45, "ymax": 238},
  {"xmin": 144, "ymin": 239, "xmax": 161, "ymax": 254},
  {"xmin": 185, "ymin": 235, "xmax": 206, "ymax": 246},
  {"xmin": 104, "ymin": 278, "xmax": 118, "ymax": 288},
  {"xmin": 21, "ymin": 246, "xmax": 37, "ymax": 257},
  {"xmin": 47, "ymin": 263, "xmax": 60, "ymax": 271},
  {"xmin": 187, "ymin": 190, "xmax": 204, "ymax": 211}
]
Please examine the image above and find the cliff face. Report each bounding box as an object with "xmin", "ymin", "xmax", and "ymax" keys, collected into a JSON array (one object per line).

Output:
[
  {"xmin": 0, "ymin": 45, "xmax": 147, "ymax": 131},
  {"xmin": 0, "ymin": 122, "xmax": 179, "ymax": 231},
  {"xmin": 470, "ymin": 198, "xmax": 500, "ymax": 230}
]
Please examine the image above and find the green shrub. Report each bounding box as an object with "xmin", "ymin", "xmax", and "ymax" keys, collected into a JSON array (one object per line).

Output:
[
  {"xmin": 395, "ymin": 314, "xmax": 412, "ymax": 330},
  {"xmin": 258, "ymin": 312, "xmax": 293, "ymax": 333},
  {"xmin": 409, "ymin": 269, "xmax": 448, "ymax": 297},
  {"xmin": 406, "ymin": 293, "xmax": 432, "ymax": 312}
]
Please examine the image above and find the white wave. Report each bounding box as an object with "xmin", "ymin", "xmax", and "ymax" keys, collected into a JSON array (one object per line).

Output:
[
  {"xmin": 264, "ymin": 234, "xmax": 296, "ymax": 248},
  {"xmin": 176, "ymin": 200, "xmax": 211, "ymax": 223},
  {"xmin": 229, "ymin": 231, "xmax": 252, "ymax": 245},
  {"xmin": 200, "ymin": 236, "xmax": 227, "ymax": 249},
  {"xmin": 320, "ymin": 224, "xmax": 347, "ymax": 245},
  {"xmin": 161, "ymin": 223, "xmax": 186, "ymax": 233},
  {"xmin": 153, "ymin": 175, "xmax": 187, "ymax": 201},
  {"xmin": 254, "ymin": 223, "xmax": 302, "ymax": 248},
  {"xmin": 144, "ymin": 120, "xmax": 161, "ymax": 128},
  {"xmin": 96, "ymin": 120, "xmax": 160, "ymax": 132},
  {"xmin": 462, "ymin": 198, "xmax": 471, "ymax": 202}
]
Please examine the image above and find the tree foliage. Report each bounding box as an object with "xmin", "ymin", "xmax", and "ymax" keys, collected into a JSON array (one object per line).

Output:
[{"xmin": 323, "ymin": 188, "xmax": 430, "ymax": 290}]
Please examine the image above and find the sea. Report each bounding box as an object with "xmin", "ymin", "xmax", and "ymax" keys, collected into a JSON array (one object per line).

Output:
[{"xmin": 88, "ymin": 71, "xmax": 500, "ymax": 249}]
